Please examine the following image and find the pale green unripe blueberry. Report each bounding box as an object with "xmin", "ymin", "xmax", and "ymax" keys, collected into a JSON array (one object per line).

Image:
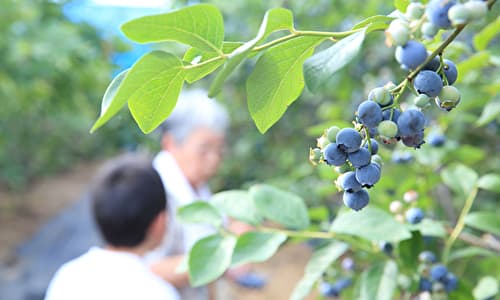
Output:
[
  {"xmin": 326, "ymin": 126, "xmax": 340, "ymax": 143},
  {"xmin": 309, "ymin": 148, "xmax": 322, "ymax": 165},
  {"xmin": 335, "ymin": 163, "xmax": 352, "ymax": 174},
  {"xmin": 414, "ymin": 94, "xmax": 431, "ymax": 108},
  {"xmin": 406, "ymin": 2, "xmax": 425, "ymax": 19},
  {"xmin": 378, "ymin": 120, "xmax": 399, "ymax": 138},
  {"xmin": 368, "ymin": 87, "xmax": 393, "ymax": 106},
  {"xmin": 317, "ymin": 135, "xmax": 330, "ymax": 149},
  {"xmin": 421, "ymin": 22, "xmax": 438, "ymax": 38},
  {"xmin": 448, "ymin": 4, "xmax": 470, "ymax": 26},
  {"xmin": 436, "ymin": 85, "xmax": 461, "ymax": 111},
  {"xmin": 465, "ymin": 1, "xmax": 488, "ymax": 21},
  {"xmin": 371, "ymin": 154, "xmax": 383, "ymax": 169},
  {"xmin": 385, "ymin": 19, "xmax": 410, "ymax": 46},
  {"xmin": 384, "ymin": 81, "xmax": 397, "ymax": 91}
]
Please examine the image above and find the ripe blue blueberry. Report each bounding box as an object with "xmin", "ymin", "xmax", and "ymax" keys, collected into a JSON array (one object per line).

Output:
[
  {"xmin": 343, "ymin": 189, "xmax": 370, "ymax": 211},
  {"xmin": 426, "ymin": 0, "xmax": 457, "ymax": 29},
  {"xmin": 419, "ymin": 277, "xmax": 433, "ymax": 292},
  {"xmin": 427, "ymin": 132, "xmax": 446, "ymax": 147},
  {"xmin": 423, "ymin": 55, "xmax": 440, "ymax": 71},
  {"xmin": 364, "ymin": 138, "xmax": 379, "ymax": 155},
  {"xmin": 382, "ymin": 108, "xmax": 401, "ymax": 122},
  {"xmin": 379, "ymin": 241, "xmax": 393, "ymax": 255},
  {"xmin": 338, "ymin": 171, "xmax": 363, "ymax": 193},
  {"xmin": 333, "ymin": 278, "xmax": 352, "ymax": 291},
  {"xmin": 324, "ymin": 143, "xmax": 347, "ymax": 166},
  {"xmin": 402, "ymin": 130, "xmax": 425, "ymax": 149},
  {"xmin": 397, "ymin": 109, "xmax": 426, "ymax": 136},
  {"xmin": 395, "ymin": 41, "xmax": 428, "ymax": 70},
  {"xmin": 444, "ymin": 272, "xmax": 458, "ymax": 292},
  {"xmin": 319, "ymin": 282, "xmax": 339, "ymax": 297},
  {"xmin": 348, "ymin": 147, "xmax": 372, "ymax": 168},
  {"xmin": 414, "ymin": 70, "xmax": 443, "ymax": 97},
  {"xmin": 336, "ymin": 128, "xmax": 363, "ymax": 153},
  {"xmin": 419, "ymin": 251, "xmax": 437, "ymax": 264},
  {"xmin": 406, "ymin": 207, "xmax": 425, "ymax": 224},
  {"xmin": 355, "ymin": 163, "xmax": 381, "ymax": 187},
  {"xmin": 357, "ymin": 100, "xmax": 383, "ymax": 128},
  {"xmin": 430, "ymin": 264, "xmax": 448, "ymax": 281},
  {"xmin": 443, "ymin": 59, "xmax": 458, "ymax": 85}
]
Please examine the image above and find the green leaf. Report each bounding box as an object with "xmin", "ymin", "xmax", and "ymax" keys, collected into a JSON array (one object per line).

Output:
[
  {"xmin": 125, "ymin": 51, "xmax": 185, "ymax": 134},
  {"xmin": 477, "ymin": 173, "xmax": 500, "ymax": 193},
  {"xmin": 304, "ymin": 29, "xmax": 366, "ymax": 93},
  {"xmin": 394, "ymin": 0, "xmax": 411, "ymax": 12},
  {"xmin": 330, "ymin": 206, "xmax": 412, "ymax": 242},
  {"xmin": 352, "ymin": 15, "xmax": 394, "ymax": 30},
  {"xmin": 407, "ymin": 219, "xmax": 447, "ymax": 237},
  {"xmin": 210, "ymin": 190, "xmax": 262, "ymax": 226},
  {"xmin": 290, "ymin": 242, "xmax": 349, "ymax": 300},
  {"xmin": 231, "ymin": 231, "xmax": 287, "ymax": 266},
  {"xmin": 457, "ymin": 51, "xmax": 491, "ymax": 82},
  {"xmin": 208, "ymin": 8, "xmax": 294, "ymax": 97},
  {"xmin": 177, "ymin": 202, "xmax": 222, "ymax": 227},
  {"xmin": 250, "ymin": 184, "xmax": 310, "ymax": 229},
  {"xmin": 476, "ymin": 100, "xmax": 500, "ymax": 126},
  {"xmin": 182, "ymin": 42, "xmax": 243, "ymax": 83},
  {"xmin": 359, "ymin": 261, "xmax": 398, "ymax": 300},
  {"xmin": 464, "ymin": 212, "xmax": 500, "ymax": 235},
  {"xmin": 441, "ymin": 164, "xmax": 478, "ymax": 196},
  {"xmin": 474, "ymin": 16, "xmax": 500, "ymax": 51},
  {"xmin": 473, "ymin": 276, "xmax": 499, "ymax": 300},
  {"xmin": 90, "ymin": 69, "xmax": 129, "ymax": 133},
  {"xmin": 449, "ymin": 247, "xmax": 496, "ymax": 262},
  {"xmin": 121, "ymin": 4, "xmax": 224, "ymax": 53},
  {"xmin": 247, "ymin": 35, "xmax": 325, "ymax": 133},
  {"xmin": 188, "ymin": 234, "xmax": 236, "ymax": 287},
  {"xmin": 398, "ymin": 231, "xmax": 423, "ymax": 271}
]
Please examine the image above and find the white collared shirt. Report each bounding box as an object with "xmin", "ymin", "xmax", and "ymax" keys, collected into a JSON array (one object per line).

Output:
[{"xmin": 45, "ymin": 247, "xmax": 180, "ymax": 300}]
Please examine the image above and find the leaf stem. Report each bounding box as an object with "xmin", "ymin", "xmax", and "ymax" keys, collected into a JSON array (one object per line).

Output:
[
  {"xmin": 442, "ymin": 185, "xmax": 479, "ymax": 264},
  {"xmin": 182, "ymin": 55, "xmax": 226, "ymax": 70}
]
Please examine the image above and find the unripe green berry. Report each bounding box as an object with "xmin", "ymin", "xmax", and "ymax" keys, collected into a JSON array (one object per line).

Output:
[
  {"xmin": 436, "ymin": 85, "xmax": 461, "ymax": 111},
  {"xmin": 326, "ymin": 126, "xmax": 340, "ymax": 143},
  {"xmin": 368, "ymin": 87, "xmax": 393, "ymax": 106},
  {"xmin": 384, "ymin": 81, "xmax": 397, "ymax": 90},
  {"xmin": 465, "ymin": 1, "xmax": 488, "ymax": 21},
  {"xmin": 335, "ymin": 162, "xmax": 352, "ymax": 174},
  {"xmin": 309, "ymin": 148, "xmax": 322, "ymax": 165},
  {"xmin": 414, "ymin": 94, "xmax": 431, "ymax": 108},
  {"xmin": 378, "ymin": 120, "xmax": 399, "ymax": 138},
  {"xmin": 406, "ymin": 2, "xmax": 425, "ymax": 19},
  {"xmin": 421, "ymin": 22, "xmax": 438, "ymax": 38},
  {"xmin": 371, "ymin": 154, "xmax": 383, "ymax": 169},
  {"xmin": 448, "ymin": 4, "xmax": 470, "ymax": 26},
  {"xmin": 385, "ymin": 19, "xmax": 410, "ymax": 46},
  {"xmin": 317, "ymin": 136, "xmax": 330, "ymax": 149}
]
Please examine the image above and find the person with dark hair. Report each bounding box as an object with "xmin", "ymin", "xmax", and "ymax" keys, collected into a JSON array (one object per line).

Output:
[{"xmin": 45, "ymin": 155, "xmax": 179, "ymax": 300}]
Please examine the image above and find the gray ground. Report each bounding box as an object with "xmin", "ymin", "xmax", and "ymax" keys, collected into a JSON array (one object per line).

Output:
[{"xmin": 0, "ymin": 196, "xmax": 101, "ymax": 300}]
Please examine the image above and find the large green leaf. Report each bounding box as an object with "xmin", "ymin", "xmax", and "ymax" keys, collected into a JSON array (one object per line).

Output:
[
  {"xmin": 473, "ymin": 276, "xmax": 499, "ymax": 300},
  {"xmin": 182, "ymin": 42, "xmax": 243, "ymax": 83},
  {"xmin": 249, "ymin": 184, "xmax": 310, "ymax": 229},
  {"xmin": 449, "ymin": 247, "xmax": 496, "ymax": 262},
  {"xmin": 457, "ymin": 51, "xmax": 491, "ymax": 82},
  {"xmin": 209, "ymin": 8, "xmax": 294, "ymax": 97},
  {"xmin": 394, "ymin": 0, "xmax": 411, "ymax": 12},
  {"xmin": 247, "ymin": 36, "xmax": 325, "ymax": 133},
  {"xmin": 290, "ymin": 242, "xmax": 349, "ymax": 300},
  {"xmin": 90, "ymin": 69, "xmax": 129, "ymax": 133},
  {"xmin": 331, "ymin": 207, "xmax": 411, "ymax": 242},
  {"xmin": 477, "ymin": 173, "xmax": 500, "ymax": 193},
  {"xmin": 231, "ymin": 231, "xmax": 287, "ymax": 266},
  {"xmin": 188, "ymin": 234, "xmax": 236, "ymax": 287},
  {"xmin": 352, "ymin": 15, "xmax": 394, "ymax": 30},
  {"xmin": 464, "ymin": 212, "xmax": 500, "ymax": 235},
  {"xmin": 125, "ymin": 51, "xmax": 185, "ymax": 134},
  {"xmin": 210, "ymin": 190, "xmax": 262, "ymax": 225},
  {"xmin": 476, "ymin": 99, "xmax": 500, "ymax": 126},
  {"xmin": 304, "ymin": 29, "xmax": 366, "ymax": 93},
  {"xmin": 473, "ymin": 16, "xmax": 500, "ymax": 51},
  {"xmin": 359, "ymin": 261, "xmax": 398, "ymax": 300},
  {"xmin": 398, "ymin": 231, "xmax": 423, "ymax": 271},
  {"xmin": 407, "ymin": 219, "xmax": 447, "ymax": 237},
  {"xmin": 121, "ymin": 4, "xmax": 224, "ymax": 53},
  {"xmin": 177, "ymin": 202, "xmax": 222, "ymax": 227},
  {"xmin": 441, "ymin": 164, "xmax": 478, "ymax": 196}
]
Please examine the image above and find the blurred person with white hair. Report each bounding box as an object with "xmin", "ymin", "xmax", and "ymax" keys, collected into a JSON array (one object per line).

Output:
[{"xmin": 146, "ymin": 89, "xmax": 265, "ymax": 299}]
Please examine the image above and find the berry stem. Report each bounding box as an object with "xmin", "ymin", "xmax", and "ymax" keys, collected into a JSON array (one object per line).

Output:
[{"xmin": 442, "ymin": 185, "xmax": 479, "ymax": 264}]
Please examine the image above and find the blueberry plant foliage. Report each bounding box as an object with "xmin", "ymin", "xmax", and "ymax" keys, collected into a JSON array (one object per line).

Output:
[{"xmin": 92, "ymin": 1, "xmax": 500, "ymax": 299}]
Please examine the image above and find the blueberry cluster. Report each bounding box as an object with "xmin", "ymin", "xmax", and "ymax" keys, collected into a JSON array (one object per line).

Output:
[{"xmin": 417, "ymin": 252, "xmax": 459, "ymax": 297}]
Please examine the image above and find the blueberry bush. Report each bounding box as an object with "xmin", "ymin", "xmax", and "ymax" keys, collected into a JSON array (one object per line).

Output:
[{"xmin": 93, "ymin": 1, "xmax": 500, "ymax": 299}]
